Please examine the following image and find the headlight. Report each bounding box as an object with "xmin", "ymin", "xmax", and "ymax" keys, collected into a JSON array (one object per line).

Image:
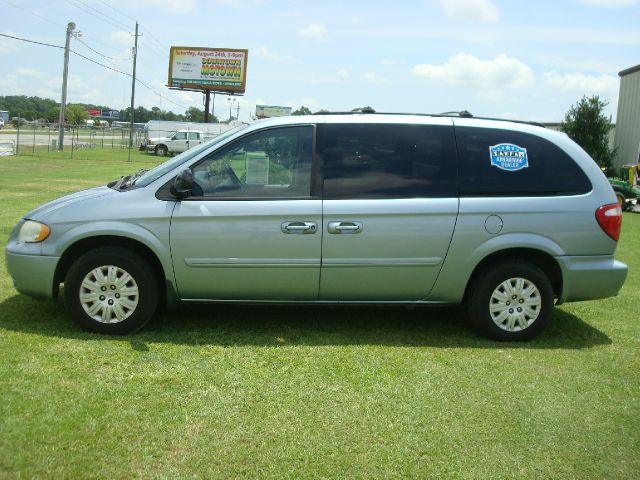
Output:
[{"xmin": 18, "ymin": 220, "xmax": 51, "ymax": 243}]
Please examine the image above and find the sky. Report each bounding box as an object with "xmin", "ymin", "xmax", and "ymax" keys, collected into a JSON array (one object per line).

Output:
[{"xmin": 1, "ymin": 0, "xmax": 639, "ymax": 122}]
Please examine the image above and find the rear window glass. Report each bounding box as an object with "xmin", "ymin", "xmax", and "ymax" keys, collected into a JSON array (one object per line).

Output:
[
  {"xmin": 456, "ymin": 127, "xmax": 591, "ymax": 196},
  {"xmin": 320, "ymin": 123, "xmax": 457, "ymax": 199}
]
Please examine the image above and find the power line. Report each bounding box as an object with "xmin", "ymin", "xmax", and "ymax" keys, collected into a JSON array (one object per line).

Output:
[
  {"xmin": 0, "ymin": 32, "xmax": 62, "ymax": 49},
  {"xmin": 62, "ymin": 1, "xmax": 167, "ymax": 68},
  {"xmin": 0, "ymin": 0, "xmax": 66, "ymax": 28},
  {"xmin": 67, "ymin": 0, "xmax": 130, "ymax": 30},
  {"xmin": 90, "ymin": 0, "xmax": 169, "ymax": 55},
  {"xmin": 1, "ymin": 0, "xmax": 123, "ymax": 54},
  {"xmin": 1, "ymin": 31, "xmax": 190, "ymax": 112},
  {"xmin": 3, "ymin": 0, "xmax": 165, "ymax": 65},
  {"xmin": 68, "ymin": 50, "xmax": 188, "ymax": 110},
  {"xmin": 140, "ymin": 34, "xmax": 168, "ymax": 55},
  {"xmin": 95, "ymin": 0, "xmax": 137, "ymax": 23},
  {"xmin": 70, "ymin": 48, "xmax": 131, "ymax": 76},
  {"xmin": 138, "ymin": 40, "xmax": 169, "ymax": 63},
  {"xmin": 74, "ymin": 0, "xmax": 131, "ymax": 30},
  {"xmin": 69, "ymin": 48, "xmax": 188, "ymax": 110},
  {"xmin": 64, "ymin": 0, "xmax": 130, "ymax": 32},
  {"xmin": 92, "ymin": 0, "xmax": 171, "ymax": 59},
  {"xmin": 76, "ymin": 37, "xmax": 113, "ymax": 60},
  {"xmin": 2, "ymin": 0, "xmax": 166, "ymax": 63},
  {"xmin": 140, "ymin": 26, "xmax": 168, "ymax": 52},
  {"xmin": 136, "ymin": 79, "xmax": 189, "ymax": 110}
]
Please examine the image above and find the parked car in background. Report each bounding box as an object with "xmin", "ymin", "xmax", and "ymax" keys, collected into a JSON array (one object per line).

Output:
[
  {"xmin": 146, "ymin": 130, "xmax": 210, "ymax": 156},
  {"xmin": 6, "ymin": 112, "xmax": 627, "ymax": 340},
  {"xmin": 141, "ymin": 120, "xmax": 242, "ymax": 152}
]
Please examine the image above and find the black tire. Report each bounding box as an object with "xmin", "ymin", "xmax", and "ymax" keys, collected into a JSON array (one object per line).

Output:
[
  {"xmin": 156, "ymin": 145, "xmax": 168, "ymax": 157},
  {"xmin": 467, "ymin": 260, "xmax": 553, "ymax": 341},
  {"xmin": 615, "ymin": 191, "xmax": 626, "ymax": 208},
  {"xmin": 64, "ymin": 247, "xmax": 159, "ymax": 334}
]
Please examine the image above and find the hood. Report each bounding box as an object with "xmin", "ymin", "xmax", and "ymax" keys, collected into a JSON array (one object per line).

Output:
[{"xmin": 24, "ymin": 186, "xmax": 116, "ymax": 221}]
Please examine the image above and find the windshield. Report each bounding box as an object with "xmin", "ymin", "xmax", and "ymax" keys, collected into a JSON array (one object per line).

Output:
[{"xmin": 134, "ymin": 124, "xmax": 249, "ymax": 187}]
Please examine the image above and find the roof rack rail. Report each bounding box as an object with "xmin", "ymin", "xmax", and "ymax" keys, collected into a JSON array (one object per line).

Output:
[
  {"xmin": 311, "ymin": 109, "xmax": 544, "ymax": 127},
  {"xmin": 438, "ymin": 110, "xmax": 473, "ymax": 117},
  {"xmin": 350, "ymin": 106, "xmax": 376, "ymax": 113}
]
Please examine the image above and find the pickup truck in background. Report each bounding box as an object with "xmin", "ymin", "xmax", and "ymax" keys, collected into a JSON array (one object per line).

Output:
[{"xmin": 146, "ymin": 130, "xmax": 209, "ymax": 156}]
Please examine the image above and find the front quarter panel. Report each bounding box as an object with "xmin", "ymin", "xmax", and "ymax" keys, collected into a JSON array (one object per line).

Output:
[{"xmin": 39, "ymin": 188, "xmax": 177, "ymax": 281}]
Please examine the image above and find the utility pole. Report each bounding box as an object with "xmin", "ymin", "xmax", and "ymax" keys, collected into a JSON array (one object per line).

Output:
[
  {"xmin": 204, "ymin": 90, "xmax": 211, "ymax": 123},
  {"xmin": 58, "ymin": 22, "xmax": 76, "ymax": 151},
  {"xmin": 212, "ymin": 92, "xmax": 216, "ymax": 121},
  {"xmin": 228, "ymin": 96, "xmax": 236, "ymax": 121},
  {"xmin": 236, "ymin": 103, "xmax": 240, "ymax": 122},
  {"xmin": 128, "ymin": 22, "xmax": 139, "ymax": 162}
]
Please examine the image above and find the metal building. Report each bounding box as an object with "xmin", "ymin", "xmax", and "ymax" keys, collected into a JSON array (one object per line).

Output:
[{"xmin": 613, "ymin": 64, "xmax": 640, "ymax": 171}]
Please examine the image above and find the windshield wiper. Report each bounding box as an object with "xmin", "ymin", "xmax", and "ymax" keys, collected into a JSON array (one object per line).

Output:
[
  {"xmin": 107, "ymin": 169, "xmax": 149, "ymax": 191},
  {"xmin": 123, "ymin": 169, "xmax": 148, "ymax": 188}
]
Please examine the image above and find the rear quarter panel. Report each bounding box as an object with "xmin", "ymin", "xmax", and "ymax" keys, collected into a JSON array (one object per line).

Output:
[{"xmin": 428, "ymin": 119, "xmax": 619, "ymax": 303}]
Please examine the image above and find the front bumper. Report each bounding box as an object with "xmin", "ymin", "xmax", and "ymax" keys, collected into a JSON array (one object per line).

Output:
[
  {"xmin": 557, "ymin": 255, "xmax": 628, "ymax": 304},
  {"xmin": 5, "ymin": 250, "xmax": 60, "ymax": 300}
]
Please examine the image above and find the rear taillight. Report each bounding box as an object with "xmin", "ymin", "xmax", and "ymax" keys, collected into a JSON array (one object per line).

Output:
[{"xmin": 595, "ymin": 204, "xmax": 622, "ymax": 241}]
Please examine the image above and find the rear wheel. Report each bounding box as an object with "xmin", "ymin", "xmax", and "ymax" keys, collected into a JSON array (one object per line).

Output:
[
  {"xmin": 467, "ymin": 260, "xmax": 553, "ymax": 341},
  {"xmin": 615, "ymin": 191, "xmax": 626, "ymax": 208},
  {"xmin": 64, "ymin": 247, "xmax": 158, "ymax": 334}
]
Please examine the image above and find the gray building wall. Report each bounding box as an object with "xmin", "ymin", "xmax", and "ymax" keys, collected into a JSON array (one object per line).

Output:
[{"xmin": 613, "ymin": 65, "xmax": 640, "ymax": 171}]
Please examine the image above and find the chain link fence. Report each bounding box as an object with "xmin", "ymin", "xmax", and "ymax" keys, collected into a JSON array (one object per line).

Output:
[{"xmin": 0, "ymin": 122, "xmax": 145, "ymax": 156}]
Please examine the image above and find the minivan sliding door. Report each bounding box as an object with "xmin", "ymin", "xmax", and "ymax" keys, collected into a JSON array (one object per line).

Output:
[{"xmin": 318, "ymin": 120, "xmax": 459, "ymax": 301}]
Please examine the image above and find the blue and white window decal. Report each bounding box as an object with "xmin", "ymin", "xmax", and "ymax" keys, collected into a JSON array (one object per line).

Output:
[{"xmin": 489, "ymin": 143, "xmax": 529, "ymax": 172}]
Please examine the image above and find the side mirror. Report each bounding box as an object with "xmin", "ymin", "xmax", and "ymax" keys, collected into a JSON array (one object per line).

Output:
[{"xmin": 170, "ymin": 168, "xmax": 194, "ymax": 199}]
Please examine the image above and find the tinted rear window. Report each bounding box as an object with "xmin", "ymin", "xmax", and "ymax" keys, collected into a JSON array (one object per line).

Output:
[
  {"xmin": 320, "ymin": 123, "xmax": 457, "ymax": 199},
  {"xmin": 456, "ymin": 127, "xmax": 591, "ymax": 196}
]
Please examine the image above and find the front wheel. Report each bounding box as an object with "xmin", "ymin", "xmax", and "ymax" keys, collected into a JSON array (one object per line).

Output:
[
  {"xmin": 467, "ymin": 260, "xmax": 553, "ymax": 341},
  {"xmin": 156, "ymin": 145, "xmax": 168, "ymax": 157},
  {"xmin": 64, "ymin": 247, "xmax": 159, "ymax": 334}
]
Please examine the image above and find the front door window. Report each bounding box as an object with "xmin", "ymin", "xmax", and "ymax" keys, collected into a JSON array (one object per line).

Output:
[{"xmin": 191, "ymin": 126, "xmax": 313, "ymax": 198}]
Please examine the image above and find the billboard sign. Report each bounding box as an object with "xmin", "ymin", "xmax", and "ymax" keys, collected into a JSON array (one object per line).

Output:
[
  {"xmin": 87, "ymin": 109, "xmax": 101, "ymax": 117},
  {"xmin": 168, "ymin": 47, "xmax": 248, "ymax": 93},
  {"xmin": 255, "ymin": 105, "xmax": 292, "ymax": 119}
]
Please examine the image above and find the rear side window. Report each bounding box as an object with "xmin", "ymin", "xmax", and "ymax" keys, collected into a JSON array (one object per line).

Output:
[
  {"xmin": 320, "ymin": 123, "xmax": 457, "ymax": 199},
  {"xmin": 456, "ymin": 127, "xmax": 591, "ymax": 196}
]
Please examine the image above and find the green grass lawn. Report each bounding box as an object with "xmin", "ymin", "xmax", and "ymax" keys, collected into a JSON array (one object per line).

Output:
[{"xmin": 1, "ymin": 150, "xmax": 639, "ymax": 479}]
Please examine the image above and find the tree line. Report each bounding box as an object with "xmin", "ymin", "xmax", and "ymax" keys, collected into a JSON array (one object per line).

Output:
[{"xmin": 0, "ymin": 95, "xmax": 215, "ymax": 124}]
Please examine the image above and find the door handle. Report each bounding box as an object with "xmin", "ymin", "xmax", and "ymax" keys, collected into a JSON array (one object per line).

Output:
[
  {"xmin": 281, "ymin": 221, "xmax": 317, "ymax": 234},
  {"xmin": 327, "ymin": 221, "xmax": 363, "ymax": 234}
]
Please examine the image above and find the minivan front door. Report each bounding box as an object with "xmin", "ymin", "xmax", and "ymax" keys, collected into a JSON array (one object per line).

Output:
[
  {"xmin": 318, "ymin": 121, "xmax": 459, "ymax": 301},
  {"xmin": 169, "ymin": 125, "xmax": 321, "ymax": 300}
]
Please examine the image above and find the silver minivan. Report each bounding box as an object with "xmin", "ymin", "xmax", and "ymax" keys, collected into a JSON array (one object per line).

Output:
[{"xmin": 5, "ymin": 113, "xmax": 628, "ymax": 340}]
